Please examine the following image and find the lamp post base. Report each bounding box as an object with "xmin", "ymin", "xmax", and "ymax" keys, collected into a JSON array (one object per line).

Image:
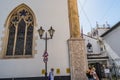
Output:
[{"xmin": 45, "ymin": 62, "xmax": 47, "ymax": 78}]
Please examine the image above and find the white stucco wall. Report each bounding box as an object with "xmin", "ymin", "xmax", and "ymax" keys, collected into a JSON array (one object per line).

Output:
[
  {"xmin": 0, "ymin": 0, "xmax": 70, "ymax": 78},
  {"xmin": 84, "ymin": 35, "xmax": 101, "ymax": 54},
  {"xmin": 98, "ymin": 29, "xmax": 109, "ymax": 36},
  {"xmin": 103, "ymin": 25, "xmax": 120, "ymax": 57}
]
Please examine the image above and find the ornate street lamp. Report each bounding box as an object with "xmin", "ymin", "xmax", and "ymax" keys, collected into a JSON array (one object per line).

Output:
[
  {"xmin": 48, "ymin": 26, "xmax": 55, "ymax": 39},
  {"xmin": 38, "ymin": 27, "xmax": 45, "ymax": 39},
  {"xmin": 38, "ymin": 26, "xmax": 55, "ymax": 78}
]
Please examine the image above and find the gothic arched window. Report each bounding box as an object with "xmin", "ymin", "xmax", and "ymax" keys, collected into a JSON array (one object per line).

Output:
[{"xmin": 3, "ymin": 4, "xmax": 36, "ymax": 58}]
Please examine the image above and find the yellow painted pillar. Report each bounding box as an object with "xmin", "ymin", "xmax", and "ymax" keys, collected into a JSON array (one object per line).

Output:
[
  {"xmin": 68, "ymin": 0, "xmax": 81, "ymax": 38},
  {"xmin": 68, "ymin": 0, "xmax": 88, "ymax": 80}
]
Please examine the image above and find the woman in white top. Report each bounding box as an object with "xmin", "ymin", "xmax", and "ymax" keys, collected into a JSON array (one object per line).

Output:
[{"xmin": 91, "ymin": 67, "xmax": 99, "ymax": 80}]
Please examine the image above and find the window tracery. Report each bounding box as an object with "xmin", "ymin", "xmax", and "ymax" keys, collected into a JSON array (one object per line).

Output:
[{"xmin": 4, "ymin": 4, "xmax": 35, "ymax": 58}]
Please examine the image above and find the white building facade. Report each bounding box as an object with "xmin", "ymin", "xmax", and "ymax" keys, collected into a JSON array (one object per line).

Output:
[
  {"xmin": 86, "ymin": 22, "xmax": 120, "ymax": 77},
  {"xmin": 2, "ymin": 0, "xmax": 119, "ymax": 79},
  {"xmin": 0, "ymin": 0, "xmax": 71, "ymax": 79},
  {"xmin": 101, "ymin": 22, "xmax": 120, "ymax": 76},
  {"xmin": 83, "ymin": 24, "xmax": 111, "ymax": 79},
  {"xmin": 0, "ymin": 0, "xmax": 88, "ymax": 80}
]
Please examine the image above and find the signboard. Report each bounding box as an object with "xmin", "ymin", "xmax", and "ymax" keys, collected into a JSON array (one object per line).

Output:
[
  {"xmin": 104, "ymin": 68, "xmax": 110, "ymax": 73},
  {"xmin": 43, "ymin": 57, "xmax": 48, "ymax": 63}
]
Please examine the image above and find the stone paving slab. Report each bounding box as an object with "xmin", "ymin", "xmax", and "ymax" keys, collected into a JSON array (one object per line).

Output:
[{"xmin": 102, "ymin": 78, "xmax": 120, "ymax": 80}]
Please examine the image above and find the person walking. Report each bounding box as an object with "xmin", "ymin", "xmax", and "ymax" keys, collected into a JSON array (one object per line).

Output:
[
  {"xmin": 48, "ymin": 68, "xmax": 54, "ymax": 80},
  {"xmin": 91, "ymin": 67, "xmax": 99, "ymax": 80}
]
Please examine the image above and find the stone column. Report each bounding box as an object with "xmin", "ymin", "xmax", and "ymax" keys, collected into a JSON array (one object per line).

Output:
[
  {"xmin": 68, "ymin": 39, "xmax": 88, "ymax": 80},
  {"xmin": 68, "ymin": 0, "xmax": 88, "ymax": 80}
]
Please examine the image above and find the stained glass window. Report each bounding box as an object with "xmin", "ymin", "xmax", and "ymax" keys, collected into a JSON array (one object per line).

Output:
[
  {"xmin": 6, "ymin": 24, "xmax": 15, "ymax": 56},
  {"xmin": 15, "ymin": 19, "xmax": 26, "ymax": 55},
  {"xmin": 25, "ymin": 24, "xmax": 33, "ymax": 55},
  {"xmin": 5, "ymin": 4, "xmax": 34, "ymax": 58}
]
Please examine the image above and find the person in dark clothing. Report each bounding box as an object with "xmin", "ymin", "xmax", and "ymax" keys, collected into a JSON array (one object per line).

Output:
[{"xmin": 86, "ymin": 67, "xmax": 94, "ymax": 80}]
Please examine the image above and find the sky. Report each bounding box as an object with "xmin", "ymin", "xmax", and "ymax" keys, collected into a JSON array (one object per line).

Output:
[
  {"xmin": 0, "ymin": 0, "xmax": 120, "ymax": 35},
  {"xmin": 77, "ymin": 0, "xmax": 120, "ymax": 34}
]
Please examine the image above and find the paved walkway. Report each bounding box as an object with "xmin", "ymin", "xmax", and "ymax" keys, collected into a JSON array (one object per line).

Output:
[{"xmin": 102, "ymin": 78, "xmax": 120, "ymax": 80}]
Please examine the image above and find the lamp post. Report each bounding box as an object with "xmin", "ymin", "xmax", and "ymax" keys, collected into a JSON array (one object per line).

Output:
[{"xmin": 38, "ymin": 26, "xmax": 55, "ymax": 78}]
